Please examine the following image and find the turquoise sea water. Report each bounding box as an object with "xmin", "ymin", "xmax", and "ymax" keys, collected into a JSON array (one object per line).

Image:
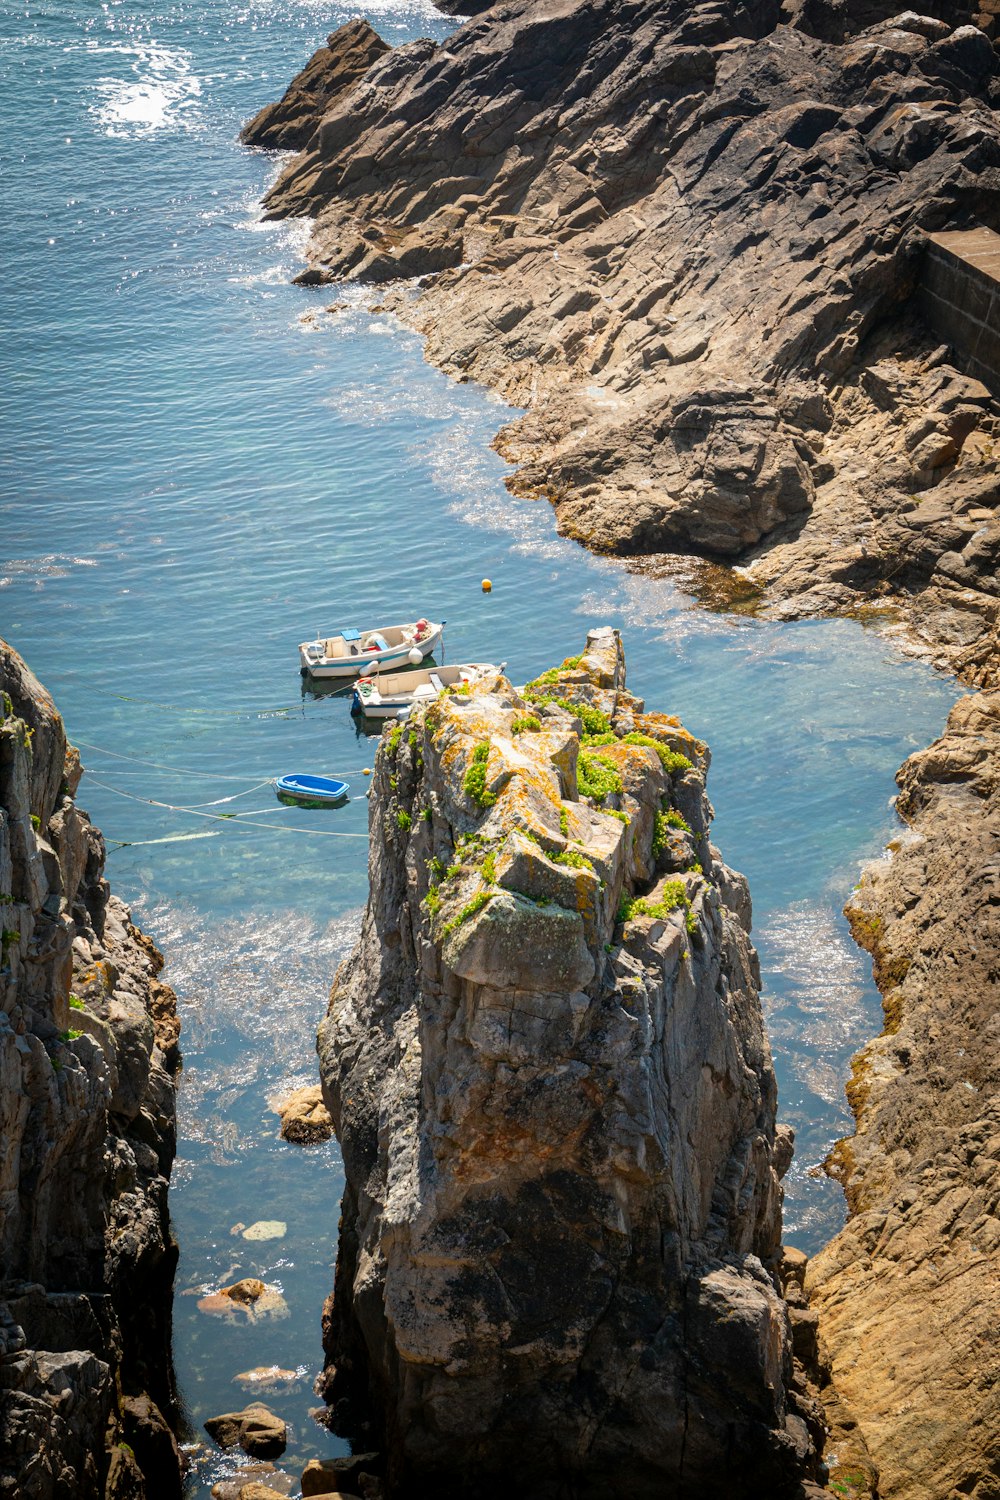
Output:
[{"xmin": 1, "ymin": 0, "xmax": 960, "ymax": 1491}]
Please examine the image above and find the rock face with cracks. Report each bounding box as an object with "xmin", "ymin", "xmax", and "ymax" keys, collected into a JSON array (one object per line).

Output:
[
  {"xmin": 0, "ymin": 638, "xmax": 181, "ymax": 1500},
  {"xmin": 317, "ymin": 628, "xmax": 810, "ymax": 1498},
  {"xmin": 804, "ymin": 687, "xmax": 1000, "ymax": 1500},
  {"xmin": 249, "ymin": 1, "xmax": 1000, "ymax": 683}
]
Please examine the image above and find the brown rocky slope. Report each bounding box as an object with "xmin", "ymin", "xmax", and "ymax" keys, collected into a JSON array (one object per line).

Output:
[
  {"xmin": 805, "ymin": 688, "xmax": 1000, "ymax": 1500},
  {"xmin": 0, "ymin": 639, "xmax": 182, "ymax": 1500},
  {"xmin": 250, "ymin": 0, "xmax": 1000, "ymax": 684},
  {"xmin": 316, "ymin": 628, "xmax": 820, "ymax": 1498}
]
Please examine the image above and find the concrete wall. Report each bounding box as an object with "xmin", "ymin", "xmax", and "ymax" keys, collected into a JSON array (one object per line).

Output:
[{"xmin": 919, "ymin": 228, "xmax": 1000, "ymax": 392}]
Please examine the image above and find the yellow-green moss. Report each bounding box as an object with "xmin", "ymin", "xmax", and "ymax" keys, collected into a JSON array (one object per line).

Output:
[
  {"xmin": 622, "ymin": 732, "xmax": 691, "ymax": 775},
  {"xmin": 442, "ymin": 889, "xmax": 493, "ymax": 936},
  {"xmin": 578, "ymin": 752, "xmax": 622, "ymax": 805},
  {"xmin": 463, "ymin": 743, "xmax": 497, "ymax": 808}
]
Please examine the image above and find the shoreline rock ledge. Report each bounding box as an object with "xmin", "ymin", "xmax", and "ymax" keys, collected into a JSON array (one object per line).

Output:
[
  {"xmin": 250, "ymin": 0, "xmax": 1000, "ymax": 684},
  {"xmin": 0, "ymin": 638, "xmax": 182, "ymax": 1500},
  {"xmin": 316, "ymin": 628, "xmax": 816, "ymax": 1498}
]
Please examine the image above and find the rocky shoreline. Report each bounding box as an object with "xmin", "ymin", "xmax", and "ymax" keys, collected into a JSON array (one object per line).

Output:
[
  {"xmin": 243, "ymin": 3, "xmax": 1000, "ymax": 1496},
  {"xmin": 0, "ymin": 639, "xmax": 182, "ymax": 1500},
  {"xmin": 250, "ymin": 0, "xmax": 1000, "ymax": 686}
]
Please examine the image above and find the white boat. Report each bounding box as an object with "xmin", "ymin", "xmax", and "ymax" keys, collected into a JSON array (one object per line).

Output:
[
  {"xmin": 352, "ymin": 661, "xmax": 503, "ymax": 719},
  {"xmin": 299, "ymin": 618, "xmax": 444, "ymax": 679}
]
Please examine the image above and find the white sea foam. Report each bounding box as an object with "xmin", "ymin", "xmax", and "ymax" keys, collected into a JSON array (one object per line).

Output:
[
  {"xmin": 137, "ymin": 899, "xmax": 357, "ymax": 1165},
  {"xmin": 0, "ymin": 554, "xmax": 99, "ymax": 589},
  {"xmin": 87, "ymin": 39, "xmax": 202, "ymax": 137}
]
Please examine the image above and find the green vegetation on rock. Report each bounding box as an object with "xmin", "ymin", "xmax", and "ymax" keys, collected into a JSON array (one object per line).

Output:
[
  {"xmin": 577, "ymin": 751, "xmax": 622, "ymax": 806},
  {"xmin": 622, "ymin": 732, "xmax": 692, "ymax": 775},
  {"xmin": 442, "ymin": 889, "xmax": 493, "ymax": 937},
  {"xmin": 619, "ymin": 880, "xmax": 696, "ymax": 933},
  {"xmin": 463, "ymin": 743, "xmax": 497, "ymax": 808},
  {"xmin": 552, "ymin": 848, "xmax": 594, "ymax": 872},
  {"xmin": 524, "ymin": 687, "xmax": 611, "ymax": 736}
]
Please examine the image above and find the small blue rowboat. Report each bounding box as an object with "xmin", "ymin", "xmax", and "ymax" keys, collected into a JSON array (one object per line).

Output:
[{"xmin": 275, "ymin": 773, "xmax": 350, "ymax": 807}]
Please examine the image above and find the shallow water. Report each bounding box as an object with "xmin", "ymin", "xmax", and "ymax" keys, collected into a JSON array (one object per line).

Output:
[{"xmin": 1, "ymin": 0, "xmax": 959, "ymax": 1490}]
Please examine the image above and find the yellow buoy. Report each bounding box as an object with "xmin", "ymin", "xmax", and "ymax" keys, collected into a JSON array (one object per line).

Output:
[
  {"xmin": 481, "ymin": 578, "xmax": 492, "ymax": 593},
  {"xmin": 363, "ymin": 768, "xmax": 372, "ymax": 776}
]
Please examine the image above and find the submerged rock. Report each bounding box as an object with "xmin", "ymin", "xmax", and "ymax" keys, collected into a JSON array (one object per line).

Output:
[
  {"xmin": 248, "ymin": 0, "xmax": 1000, "ymax": 682},
  {"xmin": 315, "ymin": 628, "xmax": 808, "ymax": 1497},
  {"xmin": 205, "ymin": 1403, "xmax": 287, "ymax": 1459},
  {"xmin": 198, "ymin": 1278, "xmax": 289, "ymax": 1322},
  {"xmin": 272, "ymin": 1082, "xmax": 334, "ymax": 1143},
  {"xmin": 233, "ymin": 1365, "xmax": 302, "ymax": 1393},
  {"xmin": 0, "ymin": 637, "xmax": 181, "ymax": 1499},
  {"xmin": 242, "ymin": 1220, "xmax": 287, "ymax": 1241}
]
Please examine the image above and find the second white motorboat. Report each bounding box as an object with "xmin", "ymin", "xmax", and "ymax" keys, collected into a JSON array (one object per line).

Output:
[{"xmin": 352, "ymin": 661, "xmax": 504, "ymax": 719}]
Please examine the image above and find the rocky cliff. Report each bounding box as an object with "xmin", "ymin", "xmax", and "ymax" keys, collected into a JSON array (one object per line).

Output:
[
  {"xmin": 0, "ymin": 639, "xmax": 181, "ymax": 1500},
  {"xmin": 316, "ymin": 628, "xmax": 817, "ymax": 1498},
  {"xmin": 249, "ymin": 1, "xmax": 1000, "ymax": 683},
  {"xmin": 804, "ymin": 688, "xmax": 1000, "ymax": 1500}
]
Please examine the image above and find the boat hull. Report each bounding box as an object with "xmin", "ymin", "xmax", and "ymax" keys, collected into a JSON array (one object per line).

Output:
[{"xmin": 356, "ymin": 698, "xmax": 413, "ymax": 719}]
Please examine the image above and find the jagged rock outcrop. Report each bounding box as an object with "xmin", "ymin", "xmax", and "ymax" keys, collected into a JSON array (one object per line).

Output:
[
  {"xmin": 803, "ymin": 689, "xmax": 1000, "ymax": 1500},
  {"xmin": 0, "ymin": 639, "xmax": 181, "ymax": 1500},
  {"xmin": 783, "ymin": 0, "xmax": 988, "ymax": 42},
  {"xmin": 316, "ymin": 628, "xmax": 814, "ymax": 1498},
  {"xmin": 249, "ymin": 3, "xmax": 1000, "ymax": 682},
  {"xmin": 240, "ymin": 19, "xmax": 389, "ymax": 152}
]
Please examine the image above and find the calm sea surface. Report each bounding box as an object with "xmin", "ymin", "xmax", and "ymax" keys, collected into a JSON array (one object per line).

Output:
[{"xmin": 0, "ymin": 0, "xmax": 959, "ymax": 1490}]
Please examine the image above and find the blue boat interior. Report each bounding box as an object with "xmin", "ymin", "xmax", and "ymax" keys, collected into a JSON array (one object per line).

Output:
[{"xmin": 275, "ymin": 774, "xmax": 350, "ymax": 803}]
